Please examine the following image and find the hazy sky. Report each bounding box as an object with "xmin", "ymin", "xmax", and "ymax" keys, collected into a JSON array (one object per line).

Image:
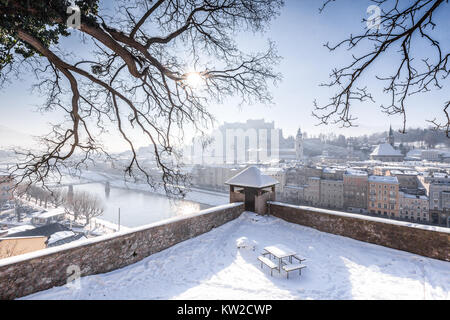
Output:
[{"xmin": 0, "ymin": 0, "xmax": 448, "ymax": 151}]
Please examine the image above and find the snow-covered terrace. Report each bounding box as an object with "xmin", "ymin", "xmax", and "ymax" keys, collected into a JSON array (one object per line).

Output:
[{"xmin": 23, "ymin": 212, "xmax": 450, "ymax": 300}]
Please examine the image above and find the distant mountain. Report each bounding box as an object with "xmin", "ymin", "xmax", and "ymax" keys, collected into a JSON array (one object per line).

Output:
[
  {"xmin": 0, "ymin": 125, "xmax": 35, "ymax": 149},
  {"xmin": 366, "ymin": 128, "xmax": 450, "ymax": 148}
]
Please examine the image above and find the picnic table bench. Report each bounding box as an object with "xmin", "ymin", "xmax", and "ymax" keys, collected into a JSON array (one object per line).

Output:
[
  {"xmin": 258, "ymin": 244, "xmax": 307, "ymax": 278},
  {"xmin": 282, "ymin": 263, "xmax": 307, "ymax": 279},
  {"xmin": 258, "ymin": 255, "xmax": 279, "ymax": 276}
]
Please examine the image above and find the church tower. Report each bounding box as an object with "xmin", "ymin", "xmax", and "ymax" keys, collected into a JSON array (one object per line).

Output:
[
  {"xmin": 387, "ymin": 125, "xmax": 395, "ymax": 146},
  {"xmin": 295, "ymin": 128, "xmax": 304, "ymax": 161}
]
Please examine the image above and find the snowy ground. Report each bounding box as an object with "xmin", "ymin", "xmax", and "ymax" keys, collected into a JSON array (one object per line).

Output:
[{"xmin": 23, "ymin": 212, "xmax": 450, "ymax": 300}]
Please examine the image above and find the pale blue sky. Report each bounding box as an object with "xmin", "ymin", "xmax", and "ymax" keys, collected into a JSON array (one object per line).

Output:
[{"xmin": 0, "ymin": 0, "xmax": 448, "ymax": 150}]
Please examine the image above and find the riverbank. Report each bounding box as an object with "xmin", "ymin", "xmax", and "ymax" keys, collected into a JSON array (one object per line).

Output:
[{"xmin": 72, "ymin": 170, "xmax": 229, "ymax": 207}]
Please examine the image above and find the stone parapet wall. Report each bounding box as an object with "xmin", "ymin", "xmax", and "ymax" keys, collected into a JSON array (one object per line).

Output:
[
  {"xmin": 268, "ymin": 202, "xmax": 449, "ymax": 262},
  {"xmin": 0, "ymin": 203, "xmax": 245, "ymax": 300}
]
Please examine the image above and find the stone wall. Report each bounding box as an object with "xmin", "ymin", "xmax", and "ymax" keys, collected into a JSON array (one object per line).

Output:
[
  {"xmin": 255, "ymin": 191, "xmax": 275, "ymax": 215},
  {"xmin": 268, "ymin": 202, "xmax": 450, "ymax": 262},
  {"xmin": 230, "ymin": 190, "xmax": 245, "ymax": 203},
  {"xmin": 0, "ymin": 202, "xmax": 244, "ymax": 300}
]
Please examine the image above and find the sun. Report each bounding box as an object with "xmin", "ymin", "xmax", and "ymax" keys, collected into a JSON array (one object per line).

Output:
[{"xmin": 185, "ymin": 72, "xmax": 203, "ymax": 88}]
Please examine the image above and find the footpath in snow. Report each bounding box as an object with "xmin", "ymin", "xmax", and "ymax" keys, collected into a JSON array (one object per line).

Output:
[{"xmin": 23, "ymin": 212, "xmax": 450, "ymax": 300}]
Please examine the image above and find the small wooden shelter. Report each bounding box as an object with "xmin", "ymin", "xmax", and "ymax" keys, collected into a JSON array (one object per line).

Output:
[{"xmin": 225, "ymin": 166, "xmax": 278, "ymax": 215}]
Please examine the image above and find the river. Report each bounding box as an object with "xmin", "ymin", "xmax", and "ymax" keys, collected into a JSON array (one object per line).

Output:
[{"xmin": 73, "ymin": 183, "xmax": 211, "ymax": 228}]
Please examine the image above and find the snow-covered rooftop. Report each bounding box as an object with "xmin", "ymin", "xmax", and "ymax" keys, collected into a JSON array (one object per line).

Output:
[
  {"xmin": 371, "ymin": 143, "xmax": 402, "ymax": 157},
  {"xmin": 368, "ymin": 176, "xmax": 399, "ymax": 184},
  {"xmin": 400, "ymin": 192, "xmax": 428, "ymax": 200},
  {"xmin": 33, "ymin": 209, "xmax": 65, "ymax": 219},
  {"xmin": 344, "ymin": 169, "xmax": 368, "ymax": 177},
  {"xmin": 225, "ymin": 166, "xmax": 279, "ymax": 188},
  {"xmin": 5, "ymin": 225, "xmax": 35, "ymax": 235},
  {"xmin": 47, "ymin": 231, "xmax": 76, "ymax": 245},
  {"xmin": 22, "ymin": 212, "xmax": 450, "ymax": 300},
  {"xmin": 402, "ymin": 170, "xmax": 419, "ymax": 175},
  {"xmin": 431, "ymin": 172, "xmax": 449, "ymax": 178},
  {"xmin": 260, "ymin": 167, "xmax": 284, "ymax": 174},
  {"xmin": 407, "ymin": 149, "xmax": 424, "ymax": 157}
]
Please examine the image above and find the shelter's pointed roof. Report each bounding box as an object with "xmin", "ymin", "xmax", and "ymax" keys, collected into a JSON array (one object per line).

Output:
[{"xmin": 225, "ymin": 166, "xmax": 279, "ymax": 188}]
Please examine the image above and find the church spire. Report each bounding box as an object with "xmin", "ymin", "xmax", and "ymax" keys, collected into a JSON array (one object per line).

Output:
[{"xmin": 388, "ymin": 125, "xmax": 394, "ymax": 146}]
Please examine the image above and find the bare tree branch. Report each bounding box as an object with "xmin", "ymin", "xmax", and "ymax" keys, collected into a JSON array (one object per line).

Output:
[
  {"xmin": 0, "ymin": 0, "xmax": 283, "ymax": 196},
  {"xmin": 315, "ymin": 0, "xmax": 449, "ymax": 134}
]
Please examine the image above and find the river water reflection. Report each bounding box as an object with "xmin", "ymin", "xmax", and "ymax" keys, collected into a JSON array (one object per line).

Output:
[{"xmin": 73, "ymin": 183, "xmax": 210, "ymax": 228}]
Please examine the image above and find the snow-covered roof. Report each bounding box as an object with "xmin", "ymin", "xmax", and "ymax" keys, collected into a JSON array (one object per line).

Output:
[
  {"xmin": 225, "ymin": 166, "xmax": 279, "ymax": 188},
  {"xmin": 371, "ymin": 143, "xmax": 402, "ymax": 157},
  {"xmin": 260, "ymin": 167, "xmax": 284, "ymax": 174},
  {"xmin": 402, "ymin": 170, "xmax": 419, "ymax": 175},
  {"xmin": 33, "ymin": 209, "xmax": 65, "ymax": 219},
  {"xmin": 368, "ymin": 176, "xmax": 399, "ymax": 184},
  {"xmin": 344, "ymin": 169, "xmax": 368, "ymax": 176},
  {"xmin": 431, "ymin": 172, "xmax": 448, "ymax": 178},
  {"xmin": 5, "ymin": 225, "xmax": 35, "ymax": 235},
  {"xmin": 47, "ymin": 231, "xmax": 76, "ymax": 245},
  {"xmin": 407, "ymin": 149, "xmax": 423, "ymax": 157},
  {"xmin": 399, "ymin": 192, "xmax": 428, "ymax": 200}
]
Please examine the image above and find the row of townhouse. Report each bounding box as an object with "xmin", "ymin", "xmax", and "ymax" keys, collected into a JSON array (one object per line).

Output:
[
  {"xmin": 419, "ymin": 172, "xmax": 450, "ymax": 227},
  {"xmin": 194, "ymin": 164, "xmax": 447, "ymax": 226},
  {"xmin": 399, "ymin": 192, "xmax": 429, "ymax": 222},
  {"xmin": 282, "ymin": 166, "xmax": 433, "ymax": 223}
]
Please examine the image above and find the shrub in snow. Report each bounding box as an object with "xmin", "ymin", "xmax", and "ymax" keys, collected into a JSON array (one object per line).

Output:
[{"xmin": 236, "ymin": 237, "xmax": 257, "ymax": 251}]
